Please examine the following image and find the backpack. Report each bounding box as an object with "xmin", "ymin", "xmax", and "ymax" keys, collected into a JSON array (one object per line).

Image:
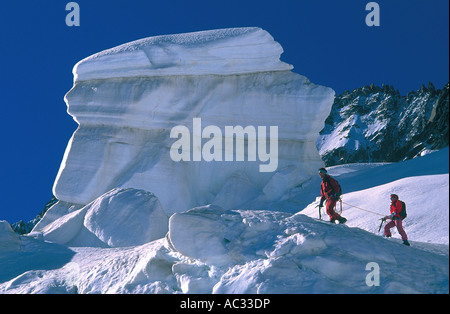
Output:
[
  {"xmin": 325, "ymin": 176, "xmax": 342, "ymax": 198},
  {"xmin": 399, "ymin": 201, "xmax": 407, "ymax": 220}
]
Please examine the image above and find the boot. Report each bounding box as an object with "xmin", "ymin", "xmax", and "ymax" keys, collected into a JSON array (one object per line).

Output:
[
  {"xmin": 402, "ymin": 240, "xmax": 410, "ymax": 246},
  {"xmin": 338, "ymin": 217, "xmax": 347, "ymax": 224}
]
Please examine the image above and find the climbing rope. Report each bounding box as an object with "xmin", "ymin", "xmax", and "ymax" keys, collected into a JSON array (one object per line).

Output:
[
  {"xmin": 340, "ymin": 200, "xmax": 385, "ymax": 217},
  {"xmin": 317, "ymin": 198, "xmax": 385, "ymax": 219},
  {"xmin": 318, "ymin": 198, "xmax": 343, "ymax": 218},
  {"xmin": 336, "ymin": 199, "xmax": 343, "ymax": 215}
]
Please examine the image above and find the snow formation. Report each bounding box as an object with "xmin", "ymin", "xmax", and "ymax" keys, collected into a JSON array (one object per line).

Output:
[
  {"xmin": 37, "ymin": 188, "xmax": 168, "ymax": 248},
  {"xmin": 0, "ymin": 28, "xmax": 448, "ymax": 294},
  {"xmin": 46, "ymin": 27, "xmax": 334, "ymax": 227}
]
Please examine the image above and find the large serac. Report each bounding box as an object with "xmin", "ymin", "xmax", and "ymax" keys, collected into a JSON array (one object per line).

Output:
[{"xmin": 51, "ymin": 27, "xmax": 334, "ymax": 220}]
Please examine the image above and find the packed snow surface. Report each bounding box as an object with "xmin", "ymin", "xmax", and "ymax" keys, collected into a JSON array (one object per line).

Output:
[{"xmin": 1, "ymin": 149, "xmax": 448, "ymax": 294}]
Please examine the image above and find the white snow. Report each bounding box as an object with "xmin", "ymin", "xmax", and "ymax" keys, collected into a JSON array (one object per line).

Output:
[
  {"xmin": 0, "ymin": 148, "xmax": 448, "ymax": 294},
  {"xmin": 303, "ymin": 174, "xmax": 449, "ymax": 242},
  {"xmin": 72, "ymin": 27, "xmax": 293, "ymax": 81},
  {"xmin": 30, "ymin": 188, "xmax": 169, "ymax": 248}
]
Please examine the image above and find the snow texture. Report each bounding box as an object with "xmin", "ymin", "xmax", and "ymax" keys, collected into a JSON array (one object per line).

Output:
[
  {"xmin": 32, "ymin": 188, "xmax": 168, "ymax": 248},
  {"xmin": 72, "ymin": 27, "xmax": 293, "ymax": 81}
]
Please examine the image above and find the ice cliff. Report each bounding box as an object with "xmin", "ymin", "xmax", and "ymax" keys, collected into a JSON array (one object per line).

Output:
[{"xmin": 35, "ymin": 27, "xmax": 334, "ymax": 231}]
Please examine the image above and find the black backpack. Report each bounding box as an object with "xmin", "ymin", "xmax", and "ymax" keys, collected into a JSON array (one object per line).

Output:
[{"xmin": 399, "ymin": 201, "xmax": 407, "ymax": 220}]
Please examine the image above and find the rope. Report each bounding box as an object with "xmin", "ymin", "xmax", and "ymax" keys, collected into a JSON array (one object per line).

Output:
[
  {"xmin": 334, "ymin": 199, "xmax": 343, "ymax": 215},
  {"xmin": 319, "ymin": 199, "xmax": 344, "ymax": 218},
  {"xmin": 319, "ymin": 199, "xmax": 343, "ymax": 218},
  {"xmin": 341, "ymin": 200, "xmax": 385, "ymax": 217}
]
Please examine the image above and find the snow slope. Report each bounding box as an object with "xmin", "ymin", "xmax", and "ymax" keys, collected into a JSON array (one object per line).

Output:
[
  {"xmin": 302, "ymin": 173, "xmax": 449, "ymax": 245},
  {"xmin": 0, "ymin": 148, "xmax": 448, "ymax": 294}
]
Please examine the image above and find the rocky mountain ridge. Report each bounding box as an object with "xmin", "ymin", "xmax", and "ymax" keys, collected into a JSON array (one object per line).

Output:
[{"xmin": 317, "ymin": 82, "xmax": 449, "ymax": 166}]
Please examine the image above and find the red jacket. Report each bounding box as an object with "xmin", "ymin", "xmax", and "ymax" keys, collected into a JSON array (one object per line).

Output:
[
  {"xmin": 390, "ymin": 200, "xmax": 404, "ymax": 219},
  {"xmin": 320, "ymin": 175, "xmax": 341, "ymax": 201}
]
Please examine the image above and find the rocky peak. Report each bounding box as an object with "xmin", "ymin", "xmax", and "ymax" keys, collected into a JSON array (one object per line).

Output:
[{"xmin": 317, "ymin": 82, "xmax": 449, "ymax": 166}]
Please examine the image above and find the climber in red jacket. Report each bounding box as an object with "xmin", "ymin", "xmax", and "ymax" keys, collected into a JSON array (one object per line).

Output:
[
  {"xmin": 384, "ymin": 194, "xmax": 410, "ymax": 246},
  {"xmin": 318, "ymin": 168, "xmax": 347, "ymax": 224}
]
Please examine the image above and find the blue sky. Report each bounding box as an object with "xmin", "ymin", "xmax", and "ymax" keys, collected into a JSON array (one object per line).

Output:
[{"xmin": 0, "ymin": 0, "xmax": 448, "ymax": 223}]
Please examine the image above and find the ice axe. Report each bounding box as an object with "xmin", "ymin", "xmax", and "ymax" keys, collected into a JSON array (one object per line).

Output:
[
  {"xmin": 378, "ymin": 217, "xmax": 387, "ymax": 232},
  {"xmin": 315, "ymin": 204, "xmax": 323, "ymax": 220}
]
